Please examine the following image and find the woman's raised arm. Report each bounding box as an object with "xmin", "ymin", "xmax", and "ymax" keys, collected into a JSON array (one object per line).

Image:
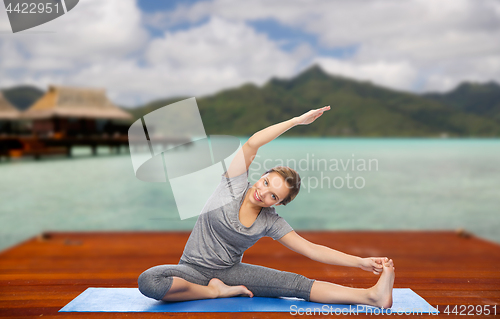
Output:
[{"xmin": 224, "ymin": 105, "xmax": 330, "ymax": 178}]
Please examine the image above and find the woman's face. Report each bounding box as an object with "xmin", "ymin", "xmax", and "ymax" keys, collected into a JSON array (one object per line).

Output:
[{"xmin": 250, "ymin": 172, "xmax": 290, "ymax": 207}]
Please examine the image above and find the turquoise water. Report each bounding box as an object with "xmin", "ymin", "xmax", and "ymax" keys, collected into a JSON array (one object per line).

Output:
[{"xmin": 1, "ymin": 138, "xmax": 499, "ymax": 252}]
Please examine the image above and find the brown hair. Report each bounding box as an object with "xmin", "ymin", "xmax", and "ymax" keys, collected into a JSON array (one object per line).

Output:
[{"xmin": 262, "ymin": 166, "xmax": 301, "ymax": 206}]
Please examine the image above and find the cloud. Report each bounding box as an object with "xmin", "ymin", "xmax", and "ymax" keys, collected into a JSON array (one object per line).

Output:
[
  {"xmin": 34, "ymin": 16, "xmax": 310, "ymax": 106},
  {"xmin": 1, "ymin": 0, "xmax": 148, "ymax": 66},
  {"xmin": 141, "ymin": 17, "xmax": 311, "ymax": 104},
  {"xmin": 0, "ymin": 0, "xmax": 149, "ymax": 96},
  {"xmin": 0, "ymin": 2, "xmax": 311, "ymax": 106},
  {"xmin": 155, "ymin": 0, "xmax": 500, "ymax": 92},
  {"xmin": 1, "ymin": 0, "xmax": 499, "ymax": 105},
  {"xmin": 145, "ymin": 16, "xmax": 309, "ymax": 85},
  {"xmin": 314, "ymin": 58, "xmax": 418, "ymax": 91},
  {"xmin": 157, "ymin": 0, "xmax": 500, "ymax": 61}
]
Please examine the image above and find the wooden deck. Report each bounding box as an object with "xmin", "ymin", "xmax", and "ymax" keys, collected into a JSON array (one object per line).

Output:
[{"xmin": 0, "ymin": 231, "xmax": 499, "ymax": 318}]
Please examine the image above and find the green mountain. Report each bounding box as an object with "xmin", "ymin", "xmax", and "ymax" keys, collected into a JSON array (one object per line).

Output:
[
  {"xmin": 424, "ymin": 82, "xmax": 500, "ymax": 121},
  {"xmin": 135, "ymin": 65, "xmax": 500, "ymax": 137},
  {"xmin": 4, "ymin": 66, "xmax": 500, "ymax": 137},
  {"xmin": 2, "ymin": 85, "xmax": 44, "ymax": 111}
]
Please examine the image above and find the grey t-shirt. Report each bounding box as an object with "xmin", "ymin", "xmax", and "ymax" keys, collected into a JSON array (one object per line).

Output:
[{"xmin": 180, "ymin": 169, "xmax": 294, "ymax": 269}]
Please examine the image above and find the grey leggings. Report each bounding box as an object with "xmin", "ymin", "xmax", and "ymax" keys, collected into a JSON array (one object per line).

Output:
[{"xmin": 138, "ymin": 260, "xmax": 315, "ymax": 301}]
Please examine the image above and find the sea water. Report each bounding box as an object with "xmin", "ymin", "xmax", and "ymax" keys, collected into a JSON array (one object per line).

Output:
[{"xmin": 0, "ymin": 137, "xmax": 499, "ymax": 251}]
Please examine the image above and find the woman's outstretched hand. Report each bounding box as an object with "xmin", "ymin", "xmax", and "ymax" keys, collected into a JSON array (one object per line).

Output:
[
  {"xmin": 359, "ymin": 257, "xmax": 394, "ymax": 275},
  {"xmin": 294, "ymin": 106, "xmax": 330, "ymax": 125}
]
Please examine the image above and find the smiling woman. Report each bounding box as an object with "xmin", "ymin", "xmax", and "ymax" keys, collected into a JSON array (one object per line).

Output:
[
  {"xmin": 252, "ymin": 166, "xmax": 301, "ymax": 207},
  {"xmin": 137, "ymin": 105, "xmax": 396, "ymax": 308}
]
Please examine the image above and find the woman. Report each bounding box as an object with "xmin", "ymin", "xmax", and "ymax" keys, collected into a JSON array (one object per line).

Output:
[{"xmin": 138, "ymin": 106, "xmax": 395, "ymax": 307}]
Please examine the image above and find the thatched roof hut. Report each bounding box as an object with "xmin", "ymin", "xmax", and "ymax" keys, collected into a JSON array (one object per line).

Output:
[
  {"xmin": 22, "ymin": 85, "xmax": 132, "ymax": 120},
  {"xmin": 0, "ymin": 91, "xmax": 21, "ymax": 120}
]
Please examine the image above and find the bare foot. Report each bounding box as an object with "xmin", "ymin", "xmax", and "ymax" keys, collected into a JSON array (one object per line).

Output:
[
  {"xmin": 368, "ymin": 259, "xmax": 395, "ymax": 308},
  {"xmin": 208, "ymin": 278, "xmax": 254, "ymax": 298}
]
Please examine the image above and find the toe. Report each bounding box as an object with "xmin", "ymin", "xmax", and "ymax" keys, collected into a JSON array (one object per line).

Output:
[
  {"xmin": 246, "ymin": 288, "xmax": 254, "ymax": 297},
  {"xmin": 242, "ymin": 285, "xmax": 253, "ymax": 297}
]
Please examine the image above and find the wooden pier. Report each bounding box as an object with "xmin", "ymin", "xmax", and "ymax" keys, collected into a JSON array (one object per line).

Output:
[
  {"xmin": 0, "ymin": 136, "xmax": 191, "ymax": 160},
  {"xmin": 0, "ymin": 230, "xmax": 499, "ymax": 318},
  {"xmin": 0, "ymin": 135, "xmax": 127, "ymax": 159}
]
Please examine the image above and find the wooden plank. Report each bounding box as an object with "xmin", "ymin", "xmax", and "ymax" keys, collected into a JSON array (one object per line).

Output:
[{"xmin": 0, "ymin": 231, "xmax": 499, "ymax": 318}]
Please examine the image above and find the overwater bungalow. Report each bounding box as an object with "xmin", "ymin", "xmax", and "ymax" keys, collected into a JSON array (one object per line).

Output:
[
  {"xmin": 22, "ymin": 85, "xmax": 133, "ymax": 138},
  {"xmin": 0, "ymin": 85, "xmax": 134, "ymax": 159},
  {"xmin": 1, "ymin": 85, "xmax": 187, "ymax": 160}
]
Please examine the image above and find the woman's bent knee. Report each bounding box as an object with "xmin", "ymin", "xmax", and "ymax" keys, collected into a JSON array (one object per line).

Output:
[{"xmin": 137, "ymin": 267, "xmax": 174, "ymax": 300}]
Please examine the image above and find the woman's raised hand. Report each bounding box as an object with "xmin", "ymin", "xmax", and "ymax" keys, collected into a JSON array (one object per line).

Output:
[{"xmin": 294, "ymin": 106, "xmax": 330, "ymax": 125}]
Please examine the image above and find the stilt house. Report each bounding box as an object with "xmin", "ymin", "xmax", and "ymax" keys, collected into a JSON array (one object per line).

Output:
[{"xmin": 22, "ymin": 85, "xmax": 132, "ymax": 137}]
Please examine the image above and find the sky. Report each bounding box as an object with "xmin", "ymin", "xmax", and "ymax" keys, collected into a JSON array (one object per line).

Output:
[{"xmin": 1, "ymin": 0, "xmax": 500, "ymax": 107}]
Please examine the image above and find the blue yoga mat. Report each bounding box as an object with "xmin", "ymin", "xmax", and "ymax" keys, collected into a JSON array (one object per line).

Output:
[{"xmin": 59, "ymin": 288, "xmax": 438, "ymax": 314}]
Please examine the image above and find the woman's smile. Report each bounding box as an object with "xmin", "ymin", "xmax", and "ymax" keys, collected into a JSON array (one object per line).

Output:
[{"xmin": 253, "ymin": 189, "xmax": 262, "ymax": 202}]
